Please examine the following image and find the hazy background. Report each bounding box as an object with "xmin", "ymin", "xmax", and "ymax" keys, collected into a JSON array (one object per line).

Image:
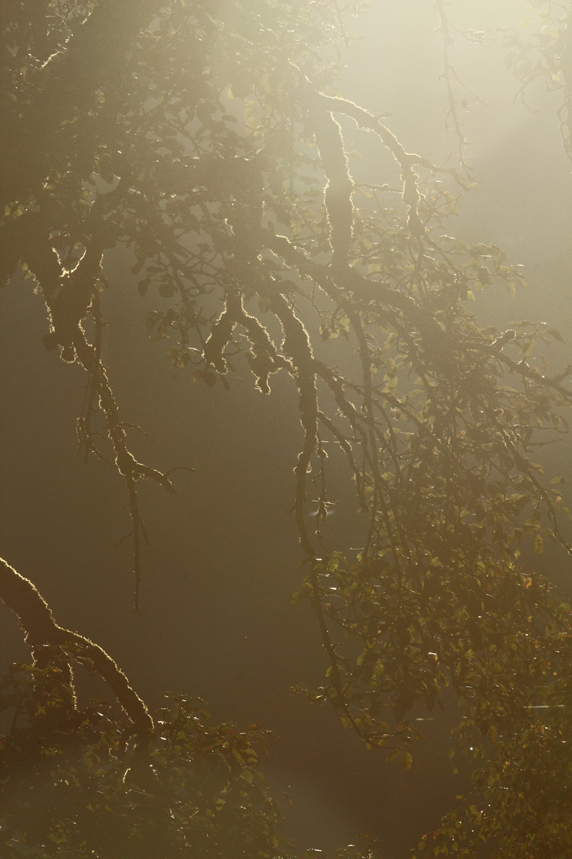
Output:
[{"xmin": 1, "ymin": 2, "xmax": 572, "ymax": 855}]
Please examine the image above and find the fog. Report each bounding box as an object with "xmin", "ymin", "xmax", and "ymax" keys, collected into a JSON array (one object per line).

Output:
[{"xmin": 1, "ymin": 2, "xmax": 571, "ymax": 855}]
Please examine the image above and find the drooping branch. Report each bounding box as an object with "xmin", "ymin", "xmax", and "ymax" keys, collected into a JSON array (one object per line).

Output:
[
  {"xmin": 266, "ymin": 291, "xmax": 363, "ymax": 727},
  {"xmin": 310, "ymin": 107, "xmax": 354, "ymax": 265},
  {"xmin": 232, "ymin": 297, "xmax": 289, "ymax": 394},
  {"xmin": 203, "ymin": 289, "xmax": 287, "ymax": 392},
  {"xmin": 0, "ymin": 557, "xmax": 154, "ymax": 739},
  {"xmin": 74, "ymin": 333, "xmax": 176, "ymax": 612},
  {"xmin": 203, "ymin": 294, "xmax": 238, "ymax": 373},
  {"xmin": 21, "ymin": 224, "xmax": 178, "ymax": 611},
  {"xmin": 268, "ymin": 291, "xmax": 318, "ymax": 559}
]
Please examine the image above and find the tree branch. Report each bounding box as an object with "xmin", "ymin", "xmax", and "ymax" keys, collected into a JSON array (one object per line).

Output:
[{"xmin": 0, "ymin": 556, "xmax": 154, "ymax": 738}]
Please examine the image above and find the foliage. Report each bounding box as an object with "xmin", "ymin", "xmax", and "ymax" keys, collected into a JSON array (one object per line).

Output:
[
  {"xmin": 414, "ymin": 601, "xmax": 572, "ymax": 858},
  {"xmin": 0, "ymin": 657, "xmax": 292, "ymax": 859},
  {"xmin": 1, "ymin": 1, "xmax": 572, "ymax": 856},
  {"xmin": 503, "ymin": 0, "xmax": 572, "ymax": 161}
]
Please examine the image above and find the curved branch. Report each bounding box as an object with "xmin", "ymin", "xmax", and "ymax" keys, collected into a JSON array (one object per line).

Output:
[
  {"xmin": 293, "ymin": 69, "xmax": 467, "ymax": 238},
  {"xmin": 0, "ymin": 557, "xmax": 154, "ymax": 738}
]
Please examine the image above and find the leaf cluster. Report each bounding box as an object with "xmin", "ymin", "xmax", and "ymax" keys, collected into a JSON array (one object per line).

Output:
[{"xmin": 0, "ymin": 659, "xmax": 292, "ymax": 859}]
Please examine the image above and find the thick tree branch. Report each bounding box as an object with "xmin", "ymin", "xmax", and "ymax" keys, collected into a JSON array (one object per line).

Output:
[{"xmin": 0, "ymin": 557, "xmax": 154, "ymax": 737}]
